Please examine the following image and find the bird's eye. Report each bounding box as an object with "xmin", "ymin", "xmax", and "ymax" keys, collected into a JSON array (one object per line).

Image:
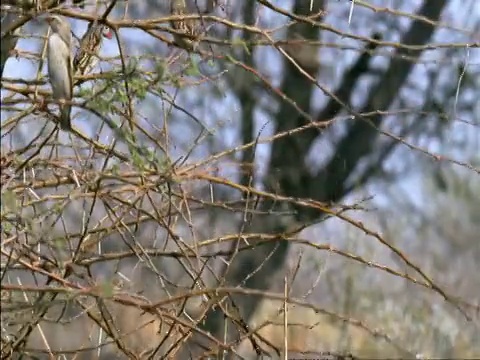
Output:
[{"xmin": 102, "ymin": 26, "xmax": 113, "ymax": 39}]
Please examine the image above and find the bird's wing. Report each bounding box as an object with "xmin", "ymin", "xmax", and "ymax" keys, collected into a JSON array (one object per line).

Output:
[
  {"xmin": 58, "ymin": 25, "xmax": 72, "ymax": 50},
  {"xmin": 66, "ymin": 46, "xmax": 73, "ymax": 99},
  {"xmin": 66, "ymin": 29, "xmax": 73, "ymax": 97},
  {"xmin": 73, "ymin": 23, "xmax": 102, "ymax": 73},
  {"xmin": 48, "ymin": 34, "xmax": 73, "ymax": 100}
]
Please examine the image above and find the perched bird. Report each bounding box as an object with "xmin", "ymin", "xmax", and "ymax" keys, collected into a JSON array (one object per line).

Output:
[
  {"xmin": 47, "ymin": 15, "xmax": 73, "ymax": 130},
  {"xmin": 73, "ymin": 20, "xmax": 113, "ymax": 79},
  {"xmin": 170, "ymin": 0, "xmax": 201, "ymax": 51},
  {"xmin": 281, "ymin": 32, "xmax": 321, "ymax": 76}
]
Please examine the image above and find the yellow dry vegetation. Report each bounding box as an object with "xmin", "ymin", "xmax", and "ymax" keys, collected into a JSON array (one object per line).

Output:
[
  {"xmin": 237, "ymin": 299, "xmax": 478, "ymax": 359},
  {"xmin": 15, "ymin": 297, "xmax": 477, "ymax": 358},
  {"xmin": 237, "ymin": 299, "xmax": 403, "ymax": 358}
]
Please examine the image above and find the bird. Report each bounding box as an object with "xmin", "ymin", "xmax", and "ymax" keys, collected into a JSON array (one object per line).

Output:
[
  {"xmin": 170, "ymin": 0, "xmax": 201, "ymax": 51},
  {"xmin": 73, "ymin": 20, "xmax": 113, "ymax": 79},
  {"xmin": 281, "ymin": 33, "xmax": 321, "ymax": 76},
  {"xmin": 46, "ymin": 15, "xmax": 73, "ymax": 130}
]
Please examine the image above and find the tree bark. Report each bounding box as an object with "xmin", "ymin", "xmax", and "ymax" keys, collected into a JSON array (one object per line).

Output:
[{"xmin": 199, "ymin": 0, "xmax": 449, "ymax": 349}]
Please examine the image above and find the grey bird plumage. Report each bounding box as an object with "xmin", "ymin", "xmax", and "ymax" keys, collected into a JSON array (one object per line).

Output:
[{"xmin": 47, "ymin": 15, "xmax": 73, "ymax": 130}]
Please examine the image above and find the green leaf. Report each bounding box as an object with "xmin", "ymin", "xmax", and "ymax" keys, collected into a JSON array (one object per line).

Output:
[
  {"xmin": 111, "ymin": 163, "xmax": 119, "ymax": 176},
  {"xmin": 1, "ymin": 190, "xmax": 17, "ymax": 213},
  {"xmin": 100, "ymin": 282, "xmax": 114, "ymax": 298},
  {"xmin": 231, "ymin": 37, "xmax": 250, "ymax": 54},
  {"xmin": 186, "ymin": 58, "xmax": 201, "ymax": 76}
]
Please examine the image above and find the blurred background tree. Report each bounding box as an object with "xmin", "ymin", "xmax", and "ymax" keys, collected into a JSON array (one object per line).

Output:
[{"xmin": 1, "ymin": 0, "xmax": 479, "ymax": 358}]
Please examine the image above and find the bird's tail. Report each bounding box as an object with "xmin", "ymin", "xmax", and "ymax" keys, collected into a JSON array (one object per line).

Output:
[{"xmin": 59, "ymin": 104, "xmax": 72, "ymax": 130}]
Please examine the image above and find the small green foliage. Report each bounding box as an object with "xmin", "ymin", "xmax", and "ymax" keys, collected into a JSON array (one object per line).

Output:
[
  {"xmin": 225, "ymin": 54, "xmax": 237, "ymax": 64},
  {"xmin": 231, "ymin": 37, "xmax": 250, "ymax": 54},
  {"xmin": 170, "ymin": 75, "xmax": 183, "ymax": 88},
  {"xmin": 76, "ymin": 86, "xmax": 93, "ymax": 99},
  {"xmin": 155, "ymin": 156, "xmax": 172, "ymax": 174},
  {"xmin": 110, "ymin": 163, "xmax": 119, "ymax": 176},
  {"xmin": 85, "ymin": 82, "xmax": 117, "ymax": 113},
  {"xmin": 130, "ymin": 149, "xmax": 145, "ymax": 170},
  {"xmin": 124, "ymin": 57, "xmax": 139, "ymax": 75},
  {"xmin": 185, "ymin": 57, "xmax": 201, "ymax": 77},
  {"xmin": 1, "ymin": 221, "xmax": 12, "ymax": 234},
  {"xmin": 128, "ymin": 76, "xmax": 148, "ymax": 100},
  {"xmin": 52, "ymin": 201, "xmax": 64, "ymax": 214},
  {"xmin": 1, "ymin": 190, "xmax": 17, "ymax": 214},
  {"xmin": 144, "ymin": 147, "xmax": 156, "ymax": 163},
  {"xmin": 155, "ymin": 61, "xmax": 166, "ymax": 80},
  {"xmin": 100, "ymin": 281, "xmax": 114, "ymax": 298},
  {"xmin": 53, "ymin": 237, "xmax": 66, "ymax": 250},
  {"xmin": 116, "ymin": 88, "xmax": 129, "ymax": 104}
]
